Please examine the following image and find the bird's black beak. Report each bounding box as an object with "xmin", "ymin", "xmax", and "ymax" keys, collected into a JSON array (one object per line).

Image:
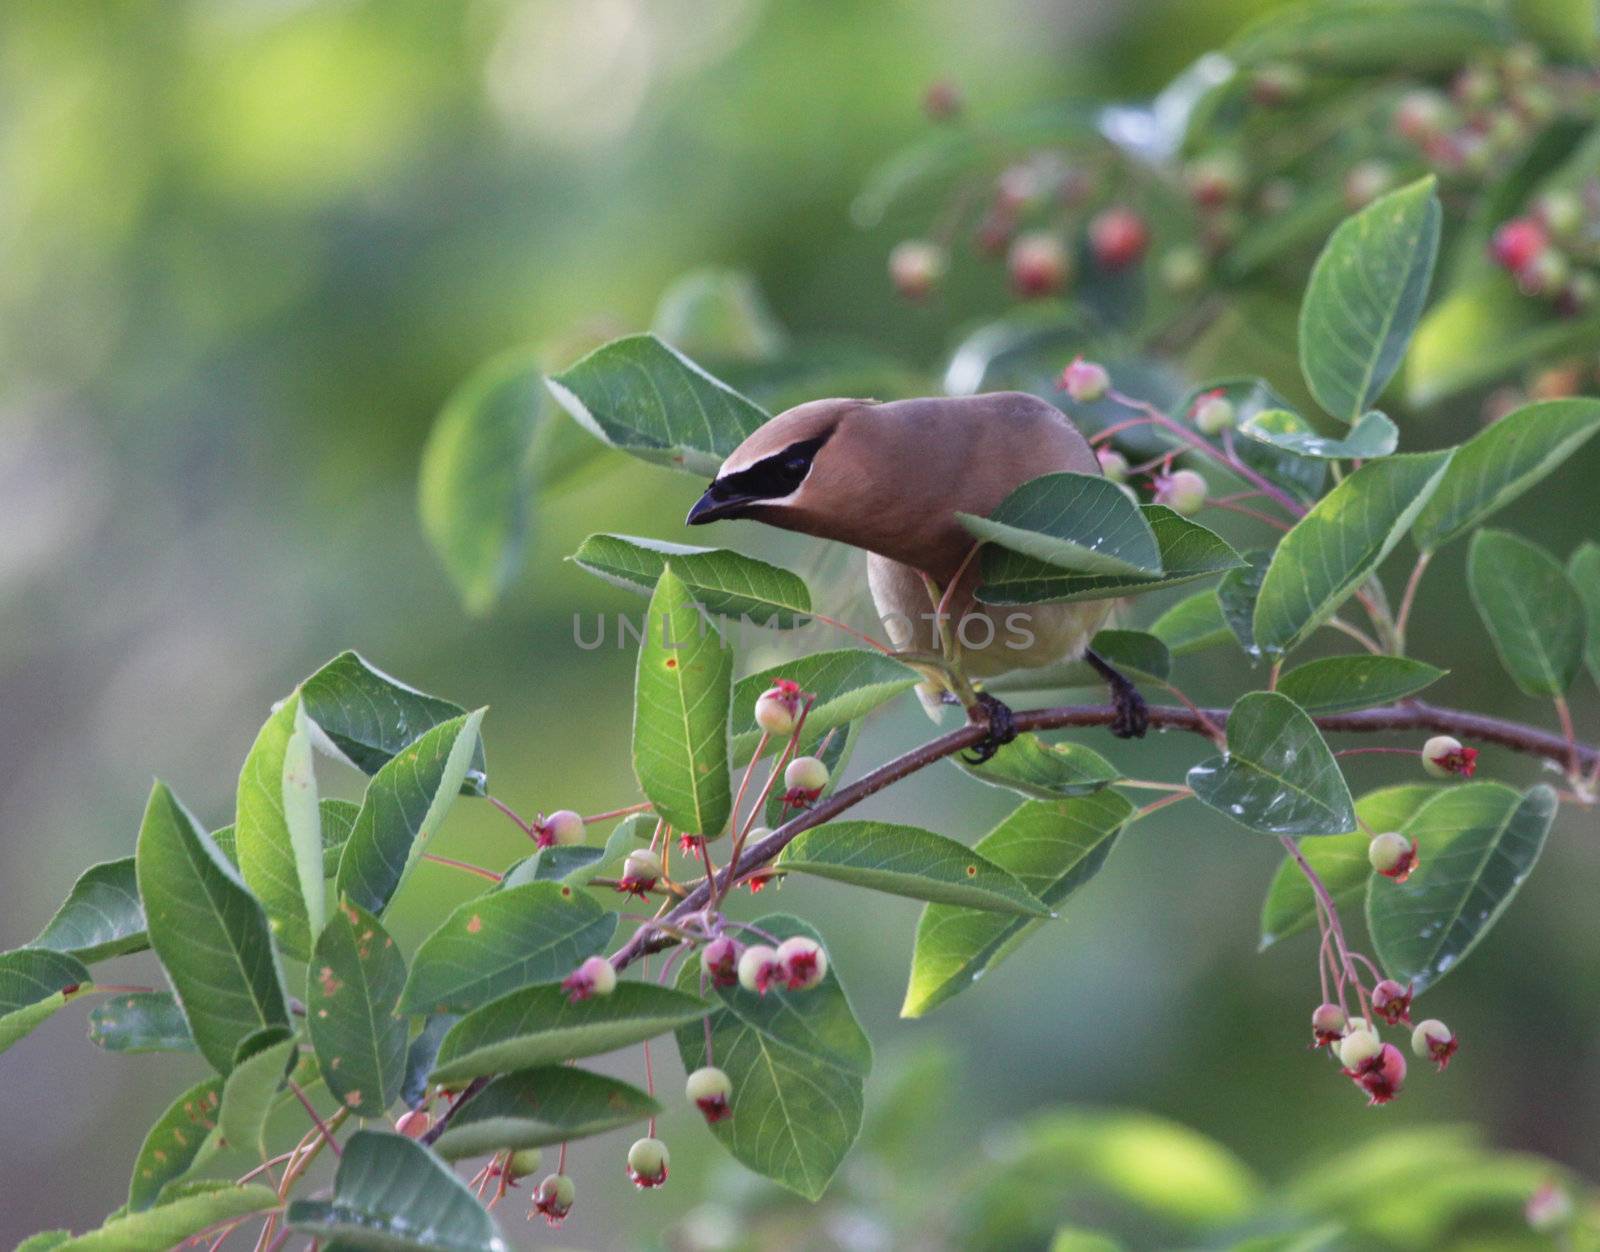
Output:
[{"xmin": 686, "ymin": 485, "xmax": 757, "ymax": 526}]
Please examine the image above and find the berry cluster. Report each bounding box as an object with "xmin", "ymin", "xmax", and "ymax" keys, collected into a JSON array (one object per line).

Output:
[
  {"xmin": 1392, "ymin": 45, "xmax": 1560, "ymax": 185},
  {"xmin": 1299, "ymin": 738, "xmax": 1483, "ymax": 1105},
  {"xmin": 1490, "ymin": 187, "xmax": 1600, "ymax": 317}
]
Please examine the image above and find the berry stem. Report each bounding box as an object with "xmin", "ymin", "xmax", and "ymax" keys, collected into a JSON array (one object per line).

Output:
[
  {"xmin": 286, "ymin": 1079, "xmax": 342, "ymax": 1158},
  {"xmin": 1205, "ymin": 498, "xmax": 1294, "ymax": 531},
  {"xmin": 485, "ymin": 794, "xmax": 532, "ymax": 835},
  {"xmin": 1323, "ymin": 616, "xmax": 1385, "ymax": 655},
  {"xmin": 420, "ymin": 853, "xmax": 502, "ymax": 884},
  {"xmin": 583, "ymin": 801, "xmax": 653, "ymax": 825},
  {"xmin": 1108, "ymin": 389, "xmax": 1307, "ymax": 518},
  {"xmin": 1393, "ymin": 550, "xmax": 1433, "ymax": 652},
  {"xmin": 1090, "ymin": 416, "xmax": 1158, "ymax": 444},
  {"xmin": 1134, "ymin": 790, "xmax": 1193, "ymax": 820},
  {"xmin": 1554, "ymin": 694, "xmax": 1581, "ymax": 778}
]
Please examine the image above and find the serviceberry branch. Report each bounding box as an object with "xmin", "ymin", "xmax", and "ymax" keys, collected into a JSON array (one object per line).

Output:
[{"xmin": 607, "ymin": 695, "xmax": 1598, "ymax": 974}]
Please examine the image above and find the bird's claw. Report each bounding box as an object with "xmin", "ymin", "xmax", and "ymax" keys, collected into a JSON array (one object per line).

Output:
[
  {"xmin": 962, "ymin": 692, "xmax": 1018, "ymax": 764},
  {"xmin": 1111, "ymin": 683, "xmax": 1150, "ymax": 739}
]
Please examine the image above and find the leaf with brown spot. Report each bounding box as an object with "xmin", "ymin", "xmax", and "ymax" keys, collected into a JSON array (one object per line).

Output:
[{"xmin": 307, "ymin": 899, "xmax": 407, "ymax": 1118}]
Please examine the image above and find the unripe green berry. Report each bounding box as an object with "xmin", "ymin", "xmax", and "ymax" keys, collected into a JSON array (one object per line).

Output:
[
  {"xmin": 543, "ymin": 809, "xmax": 584, "ymax": 846},
  {"xmin": 508, "ymin": 1147, "xmax": 543, "ymax": 1178},
  {"xmin": 888, "ymin": 240, "xmax": 948, "ymax": 301},
  {"xmin": 1160, "ymin": 245, "xmax": 1206, "ymax": 294},
  {"xmin": 1157, "ymin": 469, "xmax": 1207, "ymax": 517},
  {"xmin": 1368, "ymin": 831, "xmax": 1410, "ymax": 874},
  {"xmin": 1097, "ymin": 449, "xmax": 1130, "ymax": 482},
  {"xmin": 1421, "ymin": 735, "xmax": 1464, "ymax": 778},
  {"xmin": 622, "ymin": 849, "xmax": 662, "ymax": 884},
  {"xmin": 627, "ymin": 1136, "xmax": 670, "ymax": 1188},
  {"xmin": 1338, "ymin": 1026, "xmax": 1383, "ymax": 1070},
  {"xmin": 754, "ymin": 687, "xmax": 801, "ymax": 736},
  {"xmin": 686, "ymin": 1066, "xmax": 734, "ymax": 1123},
  {"xmin": 738, "ymin": 944, "xmax": 781, "ymax": 994},
  {"xmin": 1193, "ymin": 396, "xmax": 1235, "ymax": 435},
  {"xmin": 785, "ymin": 755, "xmax": 829, "ymax": 793},
  {"xmin": 533, "ymin": 1173, "xmax": 575, "ymax": 1224}
]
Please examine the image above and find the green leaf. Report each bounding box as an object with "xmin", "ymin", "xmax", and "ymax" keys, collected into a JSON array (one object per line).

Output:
[
  {"xmin": 402, "ymin": 1014, "xmax": 456, "ymax": 1110},
  {"xmin": 1277, "ymin": 656, "xmax": 1446, "ymax": 715},
  {"xmin": 0, "ymin": 948, "xmax": 88, "ymax": 1053},
  {"xmin": 215, "ymin": 1034, "xmax": 297, "ymax": 1160},
  {"xmin": 135, "ymin": 782, "xmax": 289, "ymax": 1074},
  {"xmin": 1260, "ymin": 785, "xmax": 1440, "ymax": 949},
  {"xmin": 652, "ymin": 266, "xmax": 788, "ymax": 362},
  {"xmin": 730, "ymin": 649, "xmax": 921, "ymax": 762},
  {"xmin": 1408, "ymin": 274, "xmax": 1600, "ymax": 406},
  {"xmin": 675, "ymin": 915, "xmax": 869, "ymax": 1201},
  {"xmin": 401, "ymin": 882, "xmax": 616, "ymax": 1016},
  {"xmin": 1569, "ymin": 541, "xmax": 1600, "ymax": 687},
  {"xmin": 975, "ymin": 505, "xmax": 1244, "ymax": 605},
  {"xmin": 32, "ymin": 857, "xmax": 145, "ymax": 964},
  {"xmin": 1468, "ymin": 529, "xmax": 1587, "ymax": 697},
  {"xmin": 87, "ymin": 991, "xmax": 196, "ymax": 1054},
  {"xmin": 1188, "ymin": 692, "xmax": 1355, "ymax": 836},
  {"xmin": 1253, "ymin": 452, "xmax": 1453, "ymax": 654},
  {"xmin": 307, "ymin": 900, "xmax": 408, "ymax": 1117},
  {"xmin": 127, "ymin": 1076, "xmax": 224, "ymax": 1210},
  {"xmin": 1299, "ymin": 178, "xmax": 1441, "ymax": 422},
  {"xmin": 1173, "ymin": 379, "xmax": 1326, "ymax": 505},
  {"xmin": 498, "ymin": 845, "xmax": 606, "ymax": 888},
  {"xmin": 1512, "ymin": 0, "xmax": 1600, "ymax": 57},
  {"xmin": 60, "ymin": 1182, "xmax": 280, "ymax": 1252},
  {"xmin": 1411, "ymin": 399, "xmax": 1600, "ymax": 552},
  {"xmin": 433, "ymin": 1066, "xmax": 660, "ymax": 1160},
  {"xmin": 1369, "ymin": 784, "xmax": 1557, "ymax": 992},
  {"xmin": 903, "ymin": 792, "xmax": 1133, "ymax": 1018},
  {"xmin": 547, "ymin": 333, "xmax": 768, "ymax": 476},
  {"xmin": 956, "ymin": 732, "xmax": 1120, "ymax": 800},
  {"xmin": 633, "ymin": 566, "xmax": 733, "ymax": 837},
  {"xmin": 1239, "ymin": 409, "xmax": 1399, "ymax": 460},
  {"xmin": 572, "ymin": 532, "xmax": 811, "ymax": 627},
  {"xmin": 1149, "ymin": 590, "xmax": 1232, "ymax": 656},
  {"xmin": 1230, "ymin": 0, "xmax": 1507, "ymax": 70},
  {"xmin": 213, "ymin": 798, "xmax": 358, "ymax": 879},
  {"xmin": 1218, "ymin": 548, "xmax": 1272, "ymax": 658},
  {"xmin": 430, "ymin": 982, "xmax": 707, "ymax": 1085},
  {"xmin": 299, "ymin": 651, "xmax": 488, "ymax": 796},
  {"xmin": 777, "ymin": 822, "xmax": 1049, "ymax": 915},
  {"xmin": 960, "ymin": 472, "xmax": 1163, "ymax": 579},
  {"xmin": 419, "ymin": 352, "xmax": 541, "ymax": 615},
  {"xmin": 335, "ymin": 709, "xmax": 488, "ymax": 917},
  {"xmin": 236, "ymin": 694, "xmax": 325, "ymax": 961},
  {"xmin": 287, "ymin": 1130, "xmax": 506, "ymax": 1251}
]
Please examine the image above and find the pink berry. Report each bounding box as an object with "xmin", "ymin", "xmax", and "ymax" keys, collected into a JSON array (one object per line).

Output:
[
  {"xmin": 561, "ymin": 954, "xmax": 617, "ymax": 1003},
  {"xmin": 1371, "ymin": 979, "xmax": 1413, "ymax": 1025},
  {"xmin": 1008, "ymin": 232, "xmax": 1071, "ymax": 298},
  {"xmin": 1490, "ymin": 218, "xmax": 1548, "ymax": 274},
  {"xmin": 1058, "ymin": 356, "xmax": 1110, "ymax": 403},
  {"xmin": 1311, "ymin": 1003, "xmax": 1347, "ymax": 1047},
  {"xmin": 775, "ymin": 936, "xmax": 828, "ymax": 991},
  {"xmin": 1155, "ymin": 469, "xmax": 1207, "ymax": 516},
  {"xmin": 888, "ymin": 240, "xmax": 948, "ymax": 301},
  {"xmin": 394, "ymin": 1108, "xmax": 431, "ymax": 1139},
  {"xmin": 701, "ymin": 935, "xmax": 741, "ymax": 987}
]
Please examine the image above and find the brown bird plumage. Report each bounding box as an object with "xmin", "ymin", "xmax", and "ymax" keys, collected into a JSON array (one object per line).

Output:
[{"xmin": 686, "ymin": 390, "xmax": 1148, "ymax": 741}]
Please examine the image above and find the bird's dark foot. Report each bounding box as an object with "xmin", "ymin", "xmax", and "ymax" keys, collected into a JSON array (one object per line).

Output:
[
  {"xmin": 1084, "ymin": 649, "xmax": 1150, "ymax": 740},
  {"xmin": 962, "ymin": 691, "xmax": 1019, "ymax": 764}
]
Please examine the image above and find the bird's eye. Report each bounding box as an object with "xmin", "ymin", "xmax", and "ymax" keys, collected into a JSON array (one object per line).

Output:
[{"xmin": 784, "ymin": 455, "xmax": 809, "ymax": 475}]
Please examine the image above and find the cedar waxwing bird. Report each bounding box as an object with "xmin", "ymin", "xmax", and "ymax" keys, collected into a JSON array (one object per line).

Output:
[{"xmin": 684, "ymin": 391, "xmax": 1149, "ymax": 760}]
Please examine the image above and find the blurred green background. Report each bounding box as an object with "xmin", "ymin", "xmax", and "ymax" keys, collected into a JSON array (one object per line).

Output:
[{"xmin": 2, "ymin": 1, "xmax": 1596, "ymax": 1247}]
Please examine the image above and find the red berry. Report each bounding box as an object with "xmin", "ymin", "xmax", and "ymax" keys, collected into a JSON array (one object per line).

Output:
[
  {"xmin": 1371, "ymin": 979, "xmax": 1413, "ymax": 1025},
  {"xmin": 1089, "ymin": 207, "xmax": 1149, "ymax": 270},
  {"xmin": 1347, "ymin": 1042, "xmax": 1406, "ymax": 1105},
  {"xmin": 1490, "ymin": 217, "xmax": 1548, "ymax": 274},
  {"xmin": 701, "ymin": 935, "xmax": 741, "ymax": 987},
  {"xmin": 1007, "ymin": 232, "xmax": 1071, "ymax": 298}
]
